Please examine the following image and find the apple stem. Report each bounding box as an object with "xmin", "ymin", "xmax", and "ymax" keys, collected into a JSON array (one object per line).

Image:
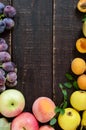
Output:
[
  {"xmin": 80, "ymin": 125, "xmax": 83, "ymax": 130},
  {"xmin": 23, "ymin": 127, "xmax": 26, "ymax": 130}
]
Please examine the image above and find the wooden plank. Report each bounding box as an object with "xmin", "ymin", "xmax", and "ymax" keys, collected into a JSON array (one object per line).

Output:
[
  {"xmin": 54, "ymin": 0, "xmax": 84, "ymax": 129},
  {"xmin": 12, "ymin": 0, "xmax": 53, "ymax": 110},
  {"xmin": 54, "ymin": 0, "xmax": 82, "ymax": 104}
]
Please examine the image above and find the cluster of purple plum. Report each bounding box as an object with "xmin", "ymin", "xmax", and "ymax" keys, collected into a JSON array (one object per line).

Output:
[
  {"xmin": 0, "ymin": 38, "xmax": 17, "ymax": 92},
  {"xmin": 0, "ymin": 2, "xmax": 16, "ymax": 33}
]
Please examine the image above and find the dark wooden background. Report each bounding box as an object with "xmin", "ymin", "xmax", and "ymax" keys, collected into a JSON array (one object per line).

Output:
[{"xmin": 1, "ymin": 0, "xmax": 84, "ymax": 129}]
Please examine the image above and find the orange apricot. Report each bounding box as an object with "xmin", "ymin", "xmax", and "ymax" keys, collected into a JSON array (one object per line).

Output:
[
  {"xmin": 77, "ymin": 74, "xmax": 86, "ymax": 90},
  {"xmin": 76, "ymin": 38, "xmax": 86, "ymax": 53},
  {"xmin": 32, "ymin": 97, "xmax": 56, "ymax": 123},
  {"xmin": 77, "ymin": 0, "xmax": 86, "ymax": 13},
  {"xmin": 71, "ymin": 58, "xmax": 86, "ymax": 75},
  {"xmin": 39, "ymin": 125, "xmax": 55, "ymax": 130}
]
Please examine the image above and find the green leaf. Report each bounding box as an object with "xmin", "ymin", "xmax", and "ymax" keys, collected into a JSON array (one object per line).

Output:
[
  {"xmin": 50, "ymin": 117, "xmax": 57, "ymax": 126},
  {"xmin": 82, "ymin": 14, "xmax": 86, "ymax": 22},
  {"xmin": 73, "ymin": 81, "xmax": 79, "ymax": 90},
  {"xmin": 60, "ymin": 108, "xmax": 65, "ymax": 115},
  {"xmin": 62, "ymin": 90, "xmax": 68, "ymax": 101},
  {"xmin": 55, "ymin": 106, "xmax": 61, "ymax": 113},
  {"xmin": 64, "ymin": 82, "xmax": 72, "ymax": 88},
  {"xmin": 62, "ymin": 101, "xmax": 67, "ymax": 109},
  {"xmin": 82, "ymin": 18, "xmax": 86, "ymax": 22},
  {"xmin": 59, "ymin": 83, "xmax": 67, "ymax": 97},
  {"xmin": 62, "ymin": 89, "xmax": 67, "ymax": 98},
  {"xmin": 65, "ymin": 73, "xmax": 73, "ymax": 80},
  {"xmin": 59, "ymin": 83, "xmax": 64, "ymax": 89}
]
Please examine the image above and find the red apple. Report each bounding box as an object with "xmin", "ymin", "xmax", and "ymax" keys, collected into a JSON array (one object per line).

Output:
[
  {"xmin": 0, "ymin": 89, "xmax": 25, "ymax": 117},
  {"xmin": 11, "ymin": 112, "xmax": 39, "ymax": 130}
]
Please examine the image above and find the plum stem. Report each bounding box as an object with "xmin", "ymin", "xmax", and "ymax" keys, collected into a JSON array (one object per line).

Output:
[
  {"xmin": 0, "ymin": 14, "xmax": 5, "ymax": 20},
  {"xmin": 0, "ymin": 64, "xmax": 2, "ymax": 67}
]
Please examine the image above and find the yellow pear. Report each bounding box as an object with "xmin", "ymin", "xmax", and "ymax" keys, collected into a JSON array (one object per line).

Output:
[
  {"xmin": 63, "ymin": 129, "xmax": 76, "ymax": 130},
  {"xmin": 80, "ymin": 110, "xmax": 86, "ymax": 130},
  {"xmin": 82, "ymin": 21, "xmax": 86, "ymax": 37},
  {"xmin": 70, "ymin": 91, "xmax": 86, "ymax": 111},
  {"xmin": 58, "ymin": 108, "xmax": 81, "ymax": 130}
]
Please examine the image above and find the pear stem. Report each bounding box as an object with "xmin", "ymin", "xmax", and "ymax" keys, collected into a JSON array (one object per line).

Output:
[{"xmin": 80, "ymin": 125, "xmax": 83, "ymax": 130}]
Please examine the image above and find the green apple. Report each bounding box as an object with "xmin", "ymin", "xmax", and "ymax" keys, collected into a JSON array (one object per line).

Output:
[
  {"xmin": 0, "ymin": 118, "xmax": 8, "ymax": 127},
  {"xmin": 70, "ymin": 91, "xmax": 86, "ymax": 111},
  {"xmin": 3, "ymin": 123, "xmax": 11, "ymax": 130},
  {"xmin": 0, "ymin": 118, "xmax": 11, "ymax": 130},
  {"xmin": 58, "ymin": 108, "xmax": 81, "ymax": 130},
  {"xmin": 0, "ymin": 89, "xmax": 25, "ymax": 117}
]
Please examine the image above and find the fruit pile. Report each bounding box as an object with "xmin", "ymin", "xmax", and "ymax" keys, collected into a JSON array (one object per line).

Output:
[
  {"xmin": 0, "ymin": 90, "xmax": 56, "ymax": 130},
  {"xmin": 1, "ymin": 1, "xmax": 86, "ymax": 130},
  {"xmin": 0, "ymin": 38, "xmax": 17, "ymax": 92},
  {"xmin": 0, "ymin": 2, "xmax": 16, "ymax": 33},
  {"xmin": 57, "ymin": 0, "xmax": 86, "ymax": 130},
  {"xmin": 0, "ymin": 2, "xmax": 56, "ymax": 130}
]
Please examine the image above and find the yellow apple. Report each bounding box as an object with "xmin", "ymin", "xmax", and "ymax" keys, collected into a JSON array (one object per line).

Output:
[
  {"xmin": 58, "ymin": 108, "xmax": 81, "ymax": 130},
  {"xmin": 70, "ymin": 91, "xmax": 86, "ymax": 111}
]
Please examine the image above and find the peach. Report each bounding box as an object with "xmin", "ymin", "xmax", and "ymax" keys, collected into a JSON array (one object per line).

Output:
[
  {"xmin": 32, "ymin": 97, "xmax": 56, "ymax": 123},
  {"xmin": 39, "ymin": 125, "xmax": 55, "ymax": 130}
]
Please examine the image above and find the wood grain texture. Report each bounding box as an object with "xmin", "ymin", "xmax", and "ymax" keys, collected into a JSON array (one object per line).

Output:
[
  {"xmin": 12, "ymin": 0, "xmax": 53, "ymax": 111},
  {"xmin": 54, "ymin": 0, "xmax": 81, "ymax": 103},
  {"xmin": 1, "ymin": 0, "xmax": 84, "ymax": 129},
  {"xmin": 54, "ymin": 0, "xmax": 85, "ymax": 129}
]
